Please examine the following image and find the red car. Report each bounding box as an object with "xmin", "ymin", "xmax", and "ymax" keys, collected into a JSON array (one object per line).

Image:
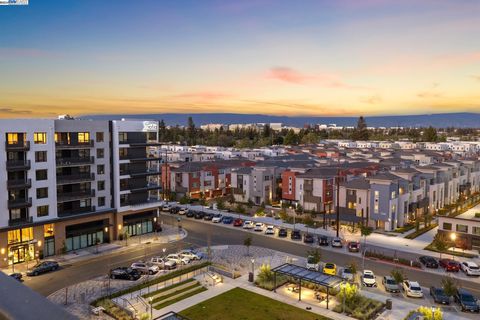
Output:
[
  {"xmin": 348, "ymin": 241, "xmax": 360, "ymax": 253},
  {"xmin": 439, "ymin": 259, "xmax": 460, "ymax": 272},
  {"xmin": 233, "ymin": 218, "xmax": 244, "ymax": 227}
]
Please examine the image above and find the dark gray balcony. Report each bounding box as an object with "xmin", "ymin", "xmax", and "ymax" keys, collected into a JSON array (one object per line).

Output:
[
  {"xmin": 8, "ymin": 197, "xmax": 32, "ymax": 209},
  {"xmin": 56, "ymin": 156, "xmax": 94, "ymax": 167},
  {"xmin": 7, "ymin": 178, "xmax": 32, "ymax": 189},
  {"xmin": 130, "ymin": 182, "xmax": 162, "ymax": 193},
  {"xmin": 119, "ymin": 139, "xmax": 162, "ymax": 147},
  {"xmin": 5, "ymin": 141, "xmax": 30, "ymax": 151},
  {"xmin": 58, "ymin": 206, "xmax": 96, "ymax": 217},
  {"xmin": 6, "ymin": 160, "xmax": 31, "ymax": 171},
  {"xmin": 55, "ymin": 139, "xmax": 94, "ymax": 149},
  {"xmin": 57, "ymin": 190, "xmax": 96, "ymax": 202},
  {"xmin": 57, "ymin": 173, "xmax": 95, "ymax": 185},
  {"xmin": 8, "ymin": 216, "xmax": 33, "ymax": 227}
]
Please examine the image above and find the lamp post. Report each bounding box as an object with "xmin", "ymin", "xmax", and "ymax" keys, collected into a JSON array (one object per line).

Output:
[
  {"xmin": 251, "ymin": 258, "xmax": 255, "ymax": 282},
  {"xmin": 149, "ymin": 297, "xmax": 153, "ymax": 319},
  {"xmin": 137, "ymin": 223, "xmax": 142, "ymax": 244},
  {"xmin": 431, "ymin": 306, "xmax": 436, "ymax": 319}
]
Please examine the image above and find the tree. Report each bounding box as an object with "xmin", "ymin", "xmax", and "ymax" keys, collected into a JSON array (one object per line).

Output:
[
  {"xmin": 216, "ymin": 198, "xmax": 225, "ymax": 210},
  {"xmin": 187, "ymin": 116, "xmax": 196, "ymax": 145},
  {"xmin": 390, "ymin": 268, "xmax": 405, "ymax": 284},
  {"xmin": 348, "ymin": 260, "xmax": 358, "ymax": 282},
  {"xmin": 244, "ymin": 236, "xmax": 252, "ymax": 256},
  {"xmin": 423, "ymin": 126, "xmax": 438, "ymax": 142},
  {"xmin": 360, "ymin": 225, "xmax": 373, "ymax": 270},
  {"xmin": 257, "ymin": 263, "xmax": 274, "ymax": 283},
  {"xmin": 415, "ymin": 306, "xmax": 443, "ymax": 320},
  {"xmin": 432, "ymin": 233, "xmax": 449, "ymax": 258},
  {"xmin": 441, "ymin": 276, "xmax": 457, "ymax": 297},
  {"xmin": 283, "ymin": 129, "xmax": 298, "ymax": 145},
  {"xmin": 306, "ymin": 249, "xmax": 321, "ymax": 264},
  {"xmin": 158, "ymin": 119, "xmax": 167, "ymax": 142},
  {"xmin": 352, "ymin": 116, "xmax": 369, "ymax": 141}
]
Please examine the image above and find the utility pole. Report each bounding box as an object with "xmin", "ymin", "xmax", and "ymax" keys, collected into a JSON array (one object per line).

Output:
[{"xmin": 336, "ymin": 169, "xmax": 341, "ymax": 238}]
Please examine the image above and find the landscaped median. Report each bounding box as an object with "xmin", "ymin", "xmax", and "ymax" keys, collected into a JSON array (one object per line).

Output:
[
  {"xmin": 404, "ymin": 223, "xmax": 437, "ymax": 240},
  {"xmin": 90, "ymin": 261, "xmax": 211, "ymax": 320},
  {"xmin": 143, "ymin": 278, "xmax": 207, "ymax": 310}
]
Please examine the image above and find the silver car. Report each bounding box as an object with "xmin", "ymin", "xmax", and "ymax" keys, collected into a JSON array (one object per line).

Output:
[{"xmin": 130, "ymin": 262, "xmax": 160, "ymax": 275}]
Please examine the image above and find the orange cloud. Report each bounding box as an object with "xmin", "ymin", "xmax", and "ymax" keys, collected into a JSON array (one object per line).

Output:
[{"xmin": 172, "ymin": 91, "xmax": 232, "ymax": 101}]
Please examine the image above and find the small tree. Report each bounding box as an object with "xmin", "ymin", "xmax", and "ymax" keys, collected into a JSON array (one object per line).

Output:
[
  {"xmin": 244, "ymin": 236, "xmax": 252, "ymax": 256},
  {"xmin": 390, "ymin": 268, "xmax": 405, "ymax": 284},
  {"xmin": 247, "ymin": 199, "xmax": 254, "ymax": 208},
  {"xmin": 179, "ymin": 195, "xmax": 190, "ymax": 205},
  {"xmin": 257, "ymin": 263, "xmax": 274, "ymax": 283},
  {"xmin": 348, "ymin": 260, "xmax": 358, "ymax": 282},
  {"xmin": 432, "ymin": 233, "xmax": 449, "ymax": 258},
  {"xmin": 24, "ymin": 250, "xmax": 32, "ymax": 271},
  {"xmin": 441, "ymin": 276, "xmax": 457, "ymax": 297},
  {"xmin": 306, "ymin": 249, "xmax": 321, "ymax": 264},
  {"xmin": 124, "ymin": 231, "xmax": 130, "ymax": 246},
  {"xmin": 227, "ymin": 193, "xmax": 235, "ymax": 205},
  {"xmin": 216, "ymin": 198, "xmax": 225, "ymax": 210},
  {"xmin": 236, "ymin": 204, "xmax": 246, "ymax": 215}
]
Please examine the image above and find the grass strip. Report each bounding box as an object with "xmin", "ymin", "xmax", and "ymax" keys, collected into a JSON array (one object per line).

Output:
[
  {"xmin": 424, "ymin": 243, "xmax": 477, "ymax": 258},
  {"xmin": 142, "ymin": 278, "xmax": 195, "ymax": 299},
  {"xmin": 153, "ymin": 287, "xmax": 208, "ymax": 310},
  {"xmin": 150, "ymin": 282, "xmax": 201, "ymax": 304},
  {"xmin": 404, "ymin": 223, "xmax": 437, "ymax": 239}
]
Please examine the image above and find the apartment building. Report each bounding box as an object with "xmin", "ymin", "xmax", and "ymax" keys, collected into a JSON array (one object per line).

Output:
[{"xmin": 0, "ymin": 119, "xmax": 163, "ymax": 268}]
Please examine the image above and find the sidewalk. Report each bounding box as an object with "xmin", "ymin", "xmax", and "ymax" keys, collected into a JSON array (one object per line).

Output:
[{"xmin": 1, "ymin": 225, "xmax": 187, "ymax": 276}]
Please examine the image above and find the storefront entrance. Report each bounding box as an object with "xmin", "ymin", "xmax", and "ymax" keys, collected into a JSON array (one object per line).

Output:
[
  {"xmin": 64, "ymin": 219, "xmax": 109, "ymax": 252},
  {"xmin": 122, "ymin": 210, "xmax": 156, "ymax": 236},
  {"xmin": 9, "ymin": 244, "xmax": 35, "ymax": 265}
]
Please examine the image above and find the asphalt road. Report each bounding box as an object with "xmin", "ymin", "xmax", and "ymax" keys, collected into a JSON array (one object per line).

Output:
[{"xmin": 24, "ymin": 217, "xmax": 480, "ymax": 300}]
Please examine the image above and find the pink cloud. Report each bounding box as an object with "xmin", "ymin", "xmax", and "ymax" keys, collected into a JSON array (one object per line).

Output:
[{"xmin": 267, "ymin": 67, "xmax": 313, "ymax": 84}]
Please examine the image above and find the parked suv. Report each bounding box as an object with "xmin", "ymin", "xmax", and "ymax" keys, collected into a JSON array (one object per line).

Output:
[
  {"xmin": 178, "ymin": 249, "xmax": 202, "ymax": 260},
  {"xmin": 290, "ymin": 230, "xmax": 302, "ymax": 240},
  {"xmin": 454, "ymin": 288, "xmax": 479, "ymax": 313},
  {"xmin": 27, "ymin": 261, "xmax": 59, "ymax": 276},
  {"xmin": 110, "ymin": 267, "xmax": 141, "ymax": 281},
  {"xmin": 419, "ymin": 256, "xmax": 439, "ymax": 268},
  {"xmin": 278, "ymin": 228, "xmax": 288, "ymax": 238},
  {"xmin": 429, "ymin": 286, "xmax": 450, "ymax": 305},
  {"xmin": 150, "ymin": 257, "xmax": 176, "ymax": 270},
  {"xmin": 461, "ymin": 261, "xmax": 480, "ymax": 276},
  {"xmin": 382, "ymin": 276, "xmax": 400, "ymax": 293},
  {"xmin": 402, "ymin": 280, "xmax": 423, "ymax": 298},
  {"xmin": 131, "ymin": 262, "xmax": 160, "ymax": 275},
  {"xmin": 318, "ymin": 236, "xmax": 329, "ymax": 246}
]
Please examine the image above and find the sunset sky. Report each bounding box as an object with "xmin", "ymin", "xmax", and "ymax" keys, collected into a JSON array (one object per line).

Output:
[{"xmin": 0, "ymin": 0, "xmax": 479, "ymax": 118}]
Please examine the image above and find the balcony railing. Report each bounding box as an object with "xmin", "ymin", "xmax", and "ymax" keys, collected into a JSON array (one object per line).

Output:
[
  {"xmin": 122, "ymin": 167, "xmax": 161, "ymax": 177},
  {"xmin": 56, "ymin": 156, "xmax": 94, "ymax": 167},
  {"xmin": 7, "ymin": 178, "xmax": 32, "ymax": 189},
  {"xmin": 58, "ymin": 206, "xmax": 96, "ymax": 217},
  {"xmin": 57, "ymin": 173, "xmax": 95, "ymax": 184},
  {"xmin": 6, "ymin": 160, "xmax": 31, "ymax": 171},
  {"xmin": 8, "ymin": 216, "xmax": 33, "ymax": 227},
  {"xmin": 55, "ymin": 139, "xmax": 94, "ymax": 149},
  {"xmin": 129, "ymin": 182, "xmax": 162, "ymax": 193},
  {"xmin": 57, "ymin": 190, "xmax": 96, "ymax": 202},
  {"xmin": 119, "ymin": 139, "xmax": 162, "ymax": 147},
  {"xmin": 120, "ymin": 155, "xmax": 161, "ymax": 162},
  {"xmin": 8, "ymin": 197, "xmax": 32, "ymax": 209},
  {"xmin": 5, "ymin": 141, "xmax": 30, "ymax": 151}
]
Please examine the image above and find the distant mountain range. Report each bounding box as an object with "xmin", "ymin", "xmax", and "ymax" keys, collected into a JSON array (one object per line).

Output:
[{"xmin": 81, "ymin": 112, "xmax": 480, "ymax": 128}]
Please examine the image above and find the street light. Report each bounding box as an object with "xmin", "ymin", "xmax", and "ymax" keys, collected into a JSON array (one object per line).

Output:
[
  {"xmin": 149, "ymin": 297, "xmax": 153, "ymax": 319},
  {"xmin": 251, "ymin": 258, "xmax": 255, "ymax": 282},
  {"xmin": 450, "ymin": 233, "xmax": 457, "ymax": 260}
]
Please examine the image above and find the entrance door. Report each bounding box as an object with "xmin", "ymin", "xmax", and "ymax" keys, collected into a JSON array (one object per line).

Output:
[
  {"xmin": 44, "ymin": 238, "xmax": 55, "ymax": 257},
  {"xmin": 10, "ymin": 244, "xmax": 34, "ymax": 264}
]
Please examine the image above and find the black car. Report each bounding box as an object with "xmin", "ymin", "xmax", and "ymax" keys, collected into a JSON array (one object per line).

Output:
[
  {"xmin": 291, "ymin": 230, "xmax": 302, "ymax": 240},
  {"xmin": 419, "ymin": 256, "xmax": 439, "ymax": 268},
  {"xmin": 303, "ymin": 233, "xmax": 314, "ymax": 243},
  {"xmin": 278, "ymin": 228, "xmax": 288, "ymax": 238},
  {"xmin": 430, "ymin": 286, "xmax": 450, "ymax": 305},
  {"xmin": 26, "ymin": 261, "xmax": 59, "ymax": 276},
  {"xmin": 454, "ymin": 288, "xmax": 479, "ymax": 313},
  {"xmin": 186, "ymin": 210, "xmax": 195, "ymax": 218},
  {"xmin": 110, "ymin": 267, "xmax": 142, "ymax": 281},
  {"xmin": 203, "ymin": 213, "xmax": 214, "ymax": 221},
  {"xmin": 9, "ymin": 273, "xmax": 23, "ymax": 282},
  {"xmin": 318, "ymin": 236, "xmax": 329, "ymax": 246},
  {"xmin": 194, "ymin": 211, "xmax": 205, "ymax": 219},
  {"xmin": 169, "ymin": 206, "xmax": 180, "ymax": 214}
]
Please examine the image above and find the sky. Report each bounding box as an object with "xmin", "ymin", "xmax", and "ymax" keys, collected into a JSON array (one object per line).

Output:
[{"xmin": 0, "ymin": 0, "xmax": 479, "ymax": 118}]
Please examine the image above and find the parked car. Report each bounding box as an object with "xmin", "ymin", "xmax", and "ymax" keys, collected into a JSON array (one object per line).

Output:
[
  {"xmin": 194, "ymin": 211, "xmax": 205, "ymax": 219},
  {"xmin": 341, "ymin": 267, "xmax": 354, "ymax": 282},
  {"xmin": 203, "ymin": 213, "xmax": 214, "ymax": 221},
  {"xmin": 303, "ymin": 233, "xmax": 314, "ymax": 244},
  {"xmin": 461, "ymin": 261, "xmax": 480, "ymax": 276},
  {"xmin": 347, "ymin": 241, "xmax": 360, "ymax": 253},
  {"xmin": 439, "ymin": 259, "xmax": 460, "ymax": 272},
  {"xmin": 162, "ymin": 204, "xmax": 172, "ymax": 212},
  {"xmin": 186, "ymin": 210, "xmax": 195, "ymax": 218},
  {"xmin": 178, "ymin": 249, "xmax": 202, "ymax": 260},
  {"xmin": 131, "ymin": 262, "xmax": 160, "ymax": 275},
  {"xmin": 331, "ymin": 237, "xmax": 343, "ymax": 248},
  {"xmin": 382, "ymin": 276, "xmax": 400, "ymax": 293},
  {"xmin": 429, "ymin": 286, "xmax": 450, "ymax": 305},
  {"xmin": 291, "ymin": 230, "xmax": 302, "ymax": 240},
  {"xmin": 243, "ymin": 220, "xmax": 255, "ymax": 229},
  {"xmin": 362, "ymin": 270, "xmax": 377, "ymax": 287},
  {"xmin": 222, "ymin": 216, "xmax": 233, "ymax": 224},
  {"xmin": 109, "ymin": 267, "xmax": 141, "ymax": 281},
  {"xmin": 419, "ymin": 256, "xmax": 439, "ymax": 268},
  {"xmin": 278, "ymin": 228, "xmax": 288, "ymax": 238},
  {"xmin": 166, "ymin": 254, "xmax": 190, "ymax": 265},
  {"xmin": 9, "ymin": 273, "xmax": 23, "ymax": 282},
  {"xmin": 454, "ymin": 288, "xmax": 479, "ymax": 313},
  {"xmin": 178, "ymin": 207, "xmax": 189, "ymax": 215},
  {"xmin": 323, "ymin": 263, "xmax": 337, "ymax": 276},
  {"xmin": 169, "ymin": 206, "xmax": 180, "ymax": 214},
  {"xmin": 265, "ymin": 225, "xmax": 275, "ymax": 235},
  {"xmin": 402, "ymin": 280, "xmax": 423, "ymax": 298},
  {"xmin": 254, "ymin": 223, "xmax": 264, "ymax": 232},
  {"xmin": 306, "ymin": 255, "xmax": 320, "ymax": 271},
  {"xmin": 318, "ymin": 236, "xmax": 329, "ymax": 246},
  {"xmin": 212, "ymin": 214, "xmax": 223, "ymax": 223},
  {"xmin": 150, "ymin": 256, "xmax": 176, "ymax": 270},
  {"xmin": 233, "ymin": 218, "xmax": 244, "ymax": 227},
  {"xmin": 26, "ymin": 261, "xmax": 59, "ymax": 276}
]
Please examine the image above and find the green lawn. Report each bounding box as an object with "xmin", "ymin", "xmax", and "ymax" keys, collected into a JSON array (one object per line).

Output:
[{"xmin": 179, "ymin": 287, "xmax": 330, "ymax": 320}]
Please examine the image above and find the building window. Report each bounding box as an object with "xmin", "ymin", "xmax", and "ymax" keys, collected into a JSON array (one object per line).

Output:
[
  {"xmin": 473, "ymin": 227, "xmax": 480, "ymax": 236},
  {"xmin": 8, "ymin": 227, "xmax": 33, "ymax": 244},
  {"xmin": 443, "ymin": 223, "xmax": 452, "ymax": 231},
  {"xmin": 97, "ymin": 165, "xmax": 105, "ymax": 175},
  {"xmin": 456, "ymin": 224, "xmax": 468, "ymax": 233},
  {"xmin": 36, "ymin": 169, "xmax": 48, "ymax": 181},
  {"xmin": 391, "ymin": 191, "xmax": 396, "ymax": 199},
  {"xmin": 44, "ymin": 224, "xmax": 54, "ymax": 237},
  {"xmin": 192, "ymin": 182, "xmax": 198, "ymax": 188},
  {"xmin": 96, "ymin": 132, "xmax": 104, "ymax": 142},
  {"xmin": 119, "ymin": 132, "xmax": 128, "ymax": 143},
  {"xmin": 98, "ymin": 197, "xmax": 106, "ymax": 207},
  {"xmin": 36, "ymin": 187, "xmax": 48, "ymax": 199},
  {"xmin": 78, "ymin": 132, "xmax": 90, "ymax": 143},
  {"xmin": 37, "ymin": 205, "xmax": 49, "ymax": 217},
  {"xmin": 10, "ymin": 209, "xmax": 22, "ymax": 220},
  {"xmin": 6, "ymin": 133, "xmax": 20, "ymax": 144},
  {"xmin": 35, "ymin": 151, "xmax": 47, "ymax": 162},
  {"xmin": 97, "ymin": 148, "xmax": 104, "ymax": 159},
  {"xmin": 119, "ymin": 148, "xmax": 128, "ymax": 158},
  {"xmin": 98, "ymin": 180, "xmax": 105, "ymax": 191},
  {"xmin": 206, "ymin": 171, "xmax": 212, "ymax": 177},
  {"xmin": 34, "ymin": 132, "xmax": 47, "ymax": 144}
]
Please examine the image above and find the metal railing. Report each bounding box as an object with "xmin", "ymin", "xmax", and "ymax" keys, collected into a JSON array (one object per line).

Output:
[
  {"xmin": 56, "ymin": 156, "xmax": 94, "ymax": 166},
  {"xmin": 57, "ymin": 172, "xmax": 95, "ymax": 184},
  {"xmin": 57, "ymin": 190, "xmax": 96, "ymax": 202},
  {"xmin": 5, "ymin": 141, "xmax": 30, "ymax": 150},
  {"xmin": 6, "ymin": 160, "xmax": 31, "ymax": 170},
  {"xmin": 7, "ymin": 178, "xmax": 32, "ymax": 189},
  {"xmin": 55, "ymin": 139, "xmax": 94, "ymax": 149},
  {"xmin": 8, "ymin": 197, "xmax": 32, "ymax": 209}
]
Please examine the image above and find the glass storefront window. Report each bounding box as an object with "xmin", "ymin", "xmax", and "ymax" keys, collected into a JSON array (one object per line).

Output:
[
  {"xmin": 21, "ymin": 227, "xmax": 33, "ymax": 242},
  {"xmin": 8, "ymin": 229, "xmax": 21, "ymax": 244},
  {"xmin": 44, "ymin": 224, "xmax": 55, "ymax": 237}
]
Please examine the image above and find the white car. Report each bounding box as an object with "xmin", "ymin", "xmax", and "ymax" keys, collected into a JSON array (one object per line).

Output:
[
  {"xmin": 150, "ymin": 257, "xmax": 176, "ymax": 270},
  {"xmin": 212, "ymin": 214, "xmax": 223, "ymax": 223},
  {"xmin": 130, "ymin": 262, "xmax": 160, "ymax": 275},
  {"xmin": 265, "ymin": 225, "xmax": 275, "ymax": 235},
  {"xmin": 331, "ymin": 237, "xmax": 343, "ymax": 248},
  {"xmin": 306, "ymin": 255, "xmax": 320, "ymax": 271},
  {"xmin": 166, "ymin": 254, "xmax": 190, "ymax": 265},
  {"xmin": 243, "ymin": 220, "xmax": 254, "ymax": 229},
  {"xmin": 461, "ymin": 261, "xmax": 480, "ymax": 276},
  {"xmin": 402, "ymin": 280, "xmax": 423, "ymax": 298},
  {"xmin": 341, "ymin": 267, "xmax": 354, "ymax": 282},
  {"xmin": 254, "ymin": 223, "xmax": 264, "ymax": 232},
  {"xmin": 178, "ymin": 249, "xmax": 202, "ymax": 260},
  {"xmin": 178, "ymin": 207, "xmax": 189, "ymax": 215},
  {"xmin": 362, "ymin": 270, "xmax": 377, "ymax": 287},
  {"xmin": 162, "ymin": 204, "xmax": 172, "ymax": 212}
]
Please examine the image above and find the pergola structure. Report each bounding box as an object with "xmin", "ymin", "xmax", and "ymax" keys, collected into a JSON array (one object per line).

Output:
[{"xmin": 271, "ymin": 263, "xmax": 344, "ymax": 309}]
